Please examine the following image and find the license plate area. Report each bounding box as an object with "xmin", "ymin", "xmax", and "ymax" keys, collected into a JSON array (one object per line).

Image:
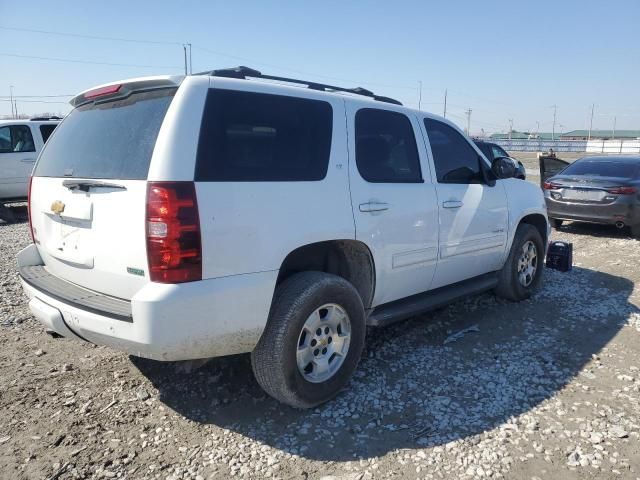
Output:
[{"xmin": 563, "ymin": 188, "xmax": 604, "ymax": 201}]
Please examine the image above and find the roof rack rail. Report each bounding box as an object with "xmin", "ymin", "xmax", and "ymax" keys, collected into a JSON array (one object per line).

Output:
[
  {"xmin": 30, "ymin": 116, "xmax": 63, "ymax": 121},
  {"xmin": 197, "ymin": 66, "xmax": 402, "ymax": 106}
]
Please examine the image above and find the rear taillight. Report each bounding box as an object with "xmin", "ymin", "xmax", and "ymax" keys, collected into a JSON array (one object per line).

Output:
[
  {"xmin": 543, "ymin": 181, "xmax": 561, "ymax": 190},
  {"xmin": 146, "ymin": 182, "xmax": 201, "ymax": 283},
  {"xmin": 606, "ymin": 186, "xmax": 637, "ymax": 195},
  {"xmin": 27, "ymin": 176, "xmax": 35, "ymax": 243},
  {"xmin": 84, "ymin": 84, "xmax": 122, "ymax": 99}
]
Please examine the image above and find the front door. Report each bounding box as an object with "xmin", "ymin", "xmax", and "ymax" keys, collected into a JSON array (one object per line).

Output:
[
  {"xmin": 347, "ymin": 104, "xmax": 439, "ymax": 306},
  {"xmin": 422, "ymin": 118, "xmax": 509, "ymax": 289}
]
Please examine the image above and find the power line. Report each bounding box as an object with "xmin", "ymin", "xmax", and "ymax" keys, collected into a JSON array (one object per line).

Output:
[
  {"xmin": 0, "ymin": 25, "xmax": 181, "ymax": 46},
  {"xmin": 0, "ymin": 52, "xmax": 182, "ymax": 70},
  {"xmin": 0, "ymin": 98, "xmax": 69, "ymax": 104},
  {"xmin": 0, "ymin": 94, "xmax": 73, "ymax": 98}
]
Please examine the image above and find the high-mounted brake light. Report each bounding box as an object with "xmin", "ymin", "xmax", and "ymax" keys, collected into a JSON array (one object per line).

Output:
[
  {"xmin": 543, "ymin": 181, "xmax": 561, "ymax": 190},
  {"xmin": 84, "ymin": 84, "xmax": 122, "ymax": 99},
  {"xmin": 606, "ymin": 186, "xmax": 637, "ymax": 195},
  {"xmin": 146, "ymin": 182, "xmax": 201, "ymax": 283},
  {"xmin": 27, "ymin": 176, "xmax": 36, "ymax": 243}
]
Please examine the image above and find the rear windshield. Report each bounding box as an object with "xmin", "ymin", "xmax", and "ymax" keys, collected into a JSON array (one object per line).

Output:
[
  {"xmin": 35, "ymin": 88, "xmax": 176, "ymax": 180},
  {"xmin": 562, "ymin": 160, "xmax": 640, "ymax": 178}
]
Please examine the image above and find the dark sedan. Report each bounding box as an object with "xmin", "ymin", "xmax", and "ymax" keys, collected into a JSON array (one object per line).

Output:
[
  {"xmin": 474, "ymin": 140, "xmax": 526, "ymax": 180},
  {"xmin": 542, "ymin": 155, "xmax": 640, "ymax": 237}
]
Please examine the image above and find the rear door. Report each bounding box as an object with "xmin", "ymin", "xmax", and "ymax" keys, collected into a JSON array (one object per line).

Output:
[
  {"xmin": 422, "ymin": 118, "xmax": 508, "ymax": 288},
  {"xmin": 346, "ymin": 104, "xmax": 439, "ymax": 306},
  {"xmin": 30, "ymin": 85, "xmax": 179, "ymax": 300},
  {"xmin": 539, "ymin": 156, "xmax": 569, "ymax": 185},
  {"xmin": 0, "ymin": 124, "xmax": 37, "ymax": 199}
]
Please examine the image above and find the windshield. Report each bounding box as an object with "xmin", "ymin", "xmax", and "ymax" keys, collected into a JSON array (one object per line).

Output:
[
  {"xmin": 561, "ymin": 160, "xmax": 640, "ymax": 179},
  {"xmin": 35, "ymin": 88, "xmax": 176, "ymax": 180}
]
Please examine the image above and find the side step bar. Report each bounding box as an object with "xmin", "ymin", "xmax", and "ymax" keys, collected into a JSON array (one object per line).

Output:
[{"xmin": 367, "ymin": 272, "xmax": 499, "ymax": 327}]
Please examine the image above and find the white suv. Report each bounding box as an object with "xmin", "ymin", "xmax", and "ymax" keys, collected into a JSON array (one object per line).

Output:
[
  {"xmin": 18, "ymin": 68, "xmax": 549, "ymax": 408},
  {"xmin": 0, "ymin": 117, "xmax": 60, "ymax": 221}
]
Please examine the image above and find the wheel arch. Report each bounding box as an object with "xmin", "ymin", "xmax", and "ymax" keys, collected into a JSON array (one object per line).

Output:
[{"xmin": 276, "ymin": 240, "xmax": 376, "ymax": 309}]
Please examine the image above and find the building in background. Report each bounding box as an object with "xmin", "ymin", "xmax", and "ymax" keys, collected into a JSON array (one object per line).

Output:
[{"xmin": 560, "ymin": 130, "xmax": 640, "ymax": 140}]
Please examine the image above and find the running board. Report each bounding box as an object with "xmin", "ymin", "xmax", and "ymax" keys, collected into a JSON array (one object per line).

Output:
[{"xmin": 367, "ymin": 272, "xmax": 499, "ymax": 327}]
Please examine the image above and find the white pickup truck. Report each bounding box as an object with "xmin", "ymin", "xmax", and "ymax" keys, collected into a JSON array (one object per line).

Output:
[{"xmin": 0, "ymin": 118, "xmax": 59, "ymax": 221}]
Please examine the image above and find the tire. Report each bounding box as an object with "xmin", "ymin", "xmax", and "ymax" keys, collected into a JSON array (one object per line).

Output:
[
  {"xmin": 251, "ymin": 271, "xmax": 366, "ymax": 409},
  {"xmin": 0, "ymin": 204, "xmax": 15, "ymax": 223},
  {"xmin": 495, "ymin": 224, "xmax": 545, "ymax": 302},
  {"xmin": 550, "ymin": 218, "xmax": 563, "ymax": 229}
]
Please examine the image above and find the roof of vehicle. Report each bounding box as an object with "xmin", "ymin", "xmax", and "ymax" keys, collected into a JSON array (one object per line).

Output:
[
  {"xmin": 0, "ymin": 118, "xmax": 61, "ymax": 125},
  {"xmin": 577, "ymin": 155, "xmax": 640, "ymax": 163}
]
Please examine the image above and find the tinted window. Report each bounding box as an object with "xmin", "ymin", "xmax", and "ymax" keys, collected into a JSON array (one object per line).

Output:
[
  {"xmin": 355, "ymin": 108, "xmax": 421, "ymax": 183},
  {"xmin": 35, "ymin": 88, "xmax": 176, "ymax": 179},
  {"xmin": 424, "ymin": 118, "xmax": 482, "ymax": 184},
  {"xmin": 562, "ymin": 160, "xmax": 640, "ymax": 178},
  {"xmin": 39, "ymin": 124, "xmax": 57, "ymax": 143},
  {"xmin": 475, "ymin": 142, "xmax": 492, "ymax": 160},
  {"xmin": 196, "ymin": 89, "xmax": 333, "ymax": 181},
  {"xmin": 0, "ymin": 125, "xmax": 35, "ymax": 153},
  {"xmin": 491, "ymin": 145, "xmax": 509, "ymax": 159}
]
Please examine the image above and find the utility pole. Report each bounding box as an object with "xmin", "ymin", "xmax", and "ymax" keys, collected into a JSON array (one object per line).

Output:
[
  {"xmin": 465, "ymin": 108, "xmax": 472, "ymax": 136},
  {"xmin": 552, "ymin": 104, "xmax": 557, "ymax": 141},
  {"xmin": 417, "ymin": 81, "xmax": 422, "ymax": 110},
  {"xmin": 9, "ymin": 85, "xmax": 15, "ymax": 119},
  {"xmin": 443, "ymin": 89, "xmax": 447, "ymax": 118},
  {"xmin": 612, "ymin": 116, "xmax": 616, "ymax": 140},
  {"xmin": 536, "ymin": 121, "xmax": 540, "ymax": 137},
  {"xmin": 508, "ymin": 119, "xmax": 513, "ymax": 140},
  {"xmin": 588, "ymin": 104, "xmax": 594, "ymax": 141},
  {"xmin": 183, "ymin": 44, "xmax": 188, "ymax": 75},
  {"xmin": 187, "ymin": 43, "xmax": 193, "ymax": 74}
]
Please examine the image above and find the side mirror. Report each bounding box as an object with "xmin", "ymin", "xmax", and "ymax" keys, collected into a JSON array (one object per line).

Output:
[{"xmin": 492, "ymin": 156, "xmax": 516, "ymax": 179}]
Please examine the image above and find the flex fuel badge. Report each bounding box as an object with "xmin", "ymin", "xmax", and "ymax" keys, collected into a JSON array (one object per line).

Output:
[{"xmin": 127, "ymin": 267, "xmax": 145, "ymax": 277}]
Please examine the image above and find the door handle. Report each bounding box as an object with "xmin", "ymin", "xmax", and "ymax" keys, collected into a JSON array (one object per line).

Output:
[
  {"xmin": 442, "ymin": 200, "xmax": 463, "ymax": 209},
  {"xmin": 20, "ymin": 159, "xmax": 36, "ymax": 163},
  {"xmin": 359, "ymin": 201, "xmax": 389, "ymax": 213}
]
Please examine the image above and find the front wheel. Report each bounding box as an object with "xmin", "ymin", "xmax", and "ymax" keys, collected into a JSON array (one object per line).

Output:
[
  {"xmin": 495, "ymin": 224, "xmax": 545, "ymax": 301},
  {"xmin": 251, "ymin": 272, "xmax": 366, "ymax": 408}
]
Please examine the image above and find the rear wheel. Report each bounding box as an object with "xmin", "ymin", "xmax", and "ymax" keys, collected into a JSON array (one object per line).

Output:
[
  {"xmin": 496, "ymin": 224, "xmax": 544, "ymax": 301},
  {"xmin": 550, "ymin": 218, "xmax": 563, "ymax": 229},
  {"xmin": 251, "ymin": 272, "xmax": 365, "ymax": 408}
]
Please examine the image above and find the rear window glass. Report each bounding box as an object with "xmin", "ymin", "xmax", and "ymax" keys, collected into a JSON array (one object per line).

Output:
[
  {"xmin": 196, "ymin": 89, "xmax": 333, "ymax": 181},
  {"xmin": 562, "ymin": 160, "xmax": 640, "ymax": 178},
  {"xmin": 35, "ymin": 88, "xmax": 176, "ymax": 180},
  {"xmin": 39, "ymin": 124, "xmax": 57, "ymax": 143}
]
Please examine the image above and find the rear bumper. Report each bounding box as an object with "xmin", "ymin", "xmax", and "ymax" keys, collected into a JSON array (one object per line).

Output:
[
  {"xmin": 545, "ymin": 197, "xmax": 640, "ymax": 226},
  {"xmin": 17, "ymin": 244, "xmax": 277, "ymax": 361}
]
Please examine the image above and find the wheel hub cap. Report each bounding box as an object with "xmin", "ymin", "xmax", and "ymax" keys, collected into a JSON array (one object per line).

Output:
[
  {"xmin": 296, "ymin": 303, "xmax": 351, "ymax": 383},
  {"xmin": 517, "ymin": 240, "xmax": 538, "ymax": 287}
]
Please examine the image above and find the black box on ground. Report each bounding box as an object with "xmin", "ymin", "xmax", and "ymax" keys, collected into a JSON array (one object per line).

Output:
[{"xmin": 546, "ymin": 241, "xmax": 573, "ymax": 272}]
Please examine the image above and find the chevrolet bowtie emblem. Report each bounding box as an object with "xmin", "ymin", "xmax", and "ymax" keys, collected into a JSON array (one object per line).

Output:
[{"xmin": 51, "ymin": 200, "xmax": 65, "ymax": 215}]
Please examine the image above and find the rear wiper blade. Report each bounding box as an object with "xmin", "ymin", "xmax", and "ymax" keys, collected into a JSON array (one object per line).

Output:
[{"xmin": 62, "ymin": 180, "xmax": 127, "ymax": 192}]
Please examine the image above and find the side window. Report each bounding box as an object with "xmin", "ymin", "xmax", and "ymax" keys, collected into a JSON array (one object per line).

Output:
[
  {"xmin": 0, "ymin": 125, "xmax": 35, "ymax": 153},
  {"xmin": 355, "ymin": 108, "xmax": 422, "ymax": 183},
  {"xmin": 196, "ymin": 89, "xmax": 333, "ymax": 181},
  {"xmin": 491, "ymin": 145, "xmax": 509, "ymax": 159},
  {"xmin": 424, "ymin": 118, "xmax": 482, "ymax": 184},
  {"xmin": 0, "ymin": 127, "xmax": 10, "ymax": 153},
  {"xmin": 40, "ymin": 124, "xmax": 57, "ymax": 143},
  {"xmin": 10, "ymin": 125, "xmax": 36, "ymax": 152}
]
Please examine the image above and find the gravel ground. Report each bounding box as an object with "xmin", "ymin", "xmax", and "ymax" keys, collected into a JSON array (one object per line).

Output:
[{"xmin": 1, "ymin": 210, "xmax": 640, "ymax": 479}]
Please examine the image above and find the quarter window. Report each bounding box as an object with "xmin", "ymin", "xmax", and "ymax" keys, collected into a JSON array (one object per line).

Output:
[
  {"xmin": 355, "ymin": 108, "xmax": 422, "ymax": 183},
  {"xmin": 0, "ymin": 125, "xmax": 35, "ymax": 153},
  {"xmin": 39, "ymin": 124, "xmax": 57, "ymax": 143},
  {"xmin": 424, "ymin": 118, "xmax": 482, "ymax": 184},
  {"xmin": 196, "ymin": 89, "xmax": 333, "ymax": 181}
]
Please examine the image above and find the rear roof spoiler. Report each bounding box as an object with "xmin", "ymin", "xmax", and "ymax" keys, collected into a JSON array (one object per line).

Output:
[{"xmin": 70, "ymin": 76, "xmax": 184, "ymax": 108}]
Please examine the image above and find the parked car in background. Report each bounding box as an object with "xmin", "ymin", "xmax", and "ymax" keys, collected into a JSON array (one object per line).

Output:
[
  {"xmin": 474, "ymin": 140, "xmax": 526, "ymax": 180},
  {"xmin": 0, "ymin": 117, "xmax": 61, "ymax": 222},
  {"xmin": 18, "ymin": 68, "xmax": 549, "ymax": 408},
  {"xmin": 541, "ymin": 155, "xmax": 640, "ymax": 237}
]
